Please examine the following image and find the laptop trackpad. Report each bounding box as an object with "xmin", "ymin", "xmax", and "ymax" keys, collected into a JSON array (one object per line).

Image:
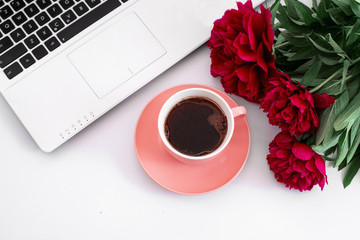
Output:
[{"xmin": 68, "ymin": 12, "xmax": 166, "ymax": 99}]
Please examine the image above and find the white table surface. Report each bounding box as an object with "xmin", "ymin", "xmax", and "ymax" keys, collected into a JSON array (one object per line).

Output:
[{"xmin": 1, "ymin": 1, "xmax": 360, "ymax": 239}]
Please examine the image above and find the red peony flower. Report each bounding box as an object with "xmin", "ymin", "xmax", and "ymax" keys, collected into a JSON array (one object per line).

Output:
[
  {"xmin": 260, "ymin": 71, "xmax": 334, "ymax": 137},
  {"xmin": 207, "ymin": 0, "xmax": 275, "ymax": 103},
  {"xmin": 267, "ymin": 131, "xmax": 327, "ymax": 191}
]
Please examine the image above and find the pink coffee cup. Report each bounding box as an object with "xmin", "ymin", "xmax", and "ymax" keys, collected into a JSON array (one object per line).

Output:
[{"xmin": 158, "ymin": 88, "xmax": 246, "ymax": 164}]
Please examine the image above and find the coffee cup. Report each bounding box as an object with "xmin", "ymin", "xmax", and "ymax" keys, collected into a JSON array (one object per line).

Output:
[{"xmin": 158, "ymin": 88, "xmax": 246, "ymax": 164}]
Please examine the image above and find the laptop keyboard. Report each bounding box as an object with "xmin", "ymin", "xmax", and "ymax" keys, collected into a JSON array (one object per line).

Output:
[{"xmin": 0, "ymin": 0, "xmax": 126, "ymax": 80}]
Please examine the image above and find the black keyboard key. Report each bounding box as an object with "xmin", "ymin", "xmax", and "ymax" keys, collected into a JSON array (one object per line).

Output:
[
  {"xmin": 58, "ymin": 0, "xmax": 121, "ymax": 43},
  {"xmin": 0, "ymin": 1, "xmax": 4, "ymax": 8},
  {"xmin": 24, "ymin": 3, "xmax": 40, "ymax": 18},
  {"xmin": 61, "ymin": 9, "xmax": 76, "ymax": 24},
  {"xmin": 44, "ymin": 36, "xmax": 59, "ymax": 51},
  {"xmin": 47, "ymin": 3, "xmax": 62, "ymax": 17},
  {"xmin": 23, "ymin": 19, "xmax": 38, "ymax": 34},
  {"xmin": 34, "ymin": 11, "xmax": 50, "ymax": 26},
  {"xmin": 0, "ymin": 36, "xmax": 13, "ymax": 54},
  {"xmin": 59, "ymin": 0, "xmax": 74, "ymax": 10},
  {"xmin": 0, "ymin": 43, "xmax": 27, "ymax": 67},
  {"xmin": 36, "ymin": 25, "xmax": 51, "ymax": 40},
  {"xmin": 25, "ymin": 0, "xmax": 34, "ymax": 3},
  {"xmin": 24, "ymin": 34, "xmax": 39, "ymax": 48},
  {"xmin": 10, "ymin": 0, "xmax": 26, "ymax": 11},
  {"xmin": 36, "ymin": 0, "xmax": 51, "ymax": 9},
  {"xmin": 73, "ymin": 2, "xmax": 88, "ymax": 16},
  {"xmin": 12, "ymin": 11, "xmax": 27, "ymax": 25},
  {"xmin": 0, "ymin": 20, "xmax": 15, "ymax": 34},
  {"xmin": 0, "ymin": 5, "xmax": 14, "ymax": 20},
  {"xmin": 49, "ymin": 18, "xmax": 64, "ymax": 32},
  {"xmin": 10, "ymin": 28, "xmax": 26, "ymax": 42},
  {"xmin": 19, "ymin": 53, "xmax": 35, "ymax": 68},
  {"xmin": 85, "ymin": 0, "xmax": 100, "ymax": 8},
  {"xmin": 32, "ymin": 44, "xmax": 47, "ymax": 59},
  {"xmin": 4, "ymin": 61, "xmax": 22, "ymax": 79}
]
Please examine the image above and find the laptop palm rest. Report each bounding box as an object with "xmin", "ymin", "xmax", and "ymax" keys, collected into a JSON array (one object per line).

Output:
[{"xmin": 68, "ymin": 12, "xmax": 166, "ymax": 99}]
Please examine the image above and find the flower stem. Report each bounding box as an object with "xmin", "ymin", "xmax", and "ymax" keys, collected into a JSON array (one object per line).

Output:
[
  {"xmin": 309, "ymin": 68, "xmax": 342, "ymax": 94},
  {"xmin": 274, "ymin": 42, "xmax": 291, "ymax": 49},
  {"xmin": 309, "ymin": 57, "xmax": 360, "ymax": 94},
  {"xmin": 352, "ymin": 56, "xmax": 360, "ymax": 65}
]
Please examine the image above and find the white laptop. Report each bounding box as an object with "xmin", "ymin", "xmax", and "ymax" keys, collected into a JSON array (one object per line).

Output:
[{"xmin": 0, "ymin": 0, "xmax": 262, "ymax": 152}]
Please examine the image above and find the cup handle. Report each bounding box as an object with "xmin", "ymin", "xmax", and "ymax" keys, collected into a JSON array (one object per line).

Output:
[{"xmin": 231, "ymin": 106, "xmax": 247, "ymax": 118}]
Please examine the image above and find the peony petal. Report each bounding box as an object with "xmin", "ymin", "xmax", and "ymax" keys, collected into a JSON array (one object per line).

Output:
[
  {"xmin": 242, "ymin": 12, "xmax": 251, "ymax": 34},
  {"xmin": 276, "ymin": 149, "xmax": 291, "ymax": 159},
  {"xmin": 260, "ymin": 4, "xmax": 274, "ymax": 47},
  {"xmin": 292, "ymin": 142, "xmax": 314, "ymax": 161},
  {"xmin": 318, "ymin": 177, "xmax": 325, "ymax": 190},
  {"xmin": 236, "ymin": 45, "xmax": 257, "ymax": 62},
  {"xmin": 314, "ymin": 155, "xmax": 326, "ymax": 175},
  {"xmin": 248, "ymin": 13, "xmax": 265, "ymax": 51},
  {"xmin": 239, "ymin": 33, "xmax": 249, "ymax": 45},
  {"xmin": 305, "ymin": 159, "xmax": 317, "ymax": 173},
  {"xmin": 275, "ymin": 99, "xmax": 287, "ymax": 109},
  {"xmin": 235, "ymin": 64, "xmax": 251, "ymax": 82},
  {"xmin": 289, "ymin": 94, "xmax": 308, "ymax": 110},
  {"xmin": 256, "ymin": 43, "xmax": 267, "ymax": 72},
  {"xmin": 292, "ymin": 160, "xmax": 308, "ymax": 178},
  {"xmin": 274, "ymin": 131, "xmax": 295, "ymax": 144},
  {"xmin": 247, "ymin": 65, "xmax": 261, "ymax": 98},
  {"xmin": 221, "ymin": 73, "xmax": 238, "ymax": 94},
  {"xmin": 306, "ymin": 174, "xmax": 313, "ymax": 186},
  {"xmin": 313, "ymin": 93, "xmax": 335, "ymax": 109},
  {"xmin": 243, "ymin": 0, "xmax": 254, "ymax": 11}
]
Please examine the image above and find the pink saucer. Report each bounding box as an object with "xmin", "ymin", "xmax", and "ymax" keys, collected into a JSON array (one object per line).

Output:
[{"xmin": 134, "ymin": 85, "xmax": 250, "ymax": 194}]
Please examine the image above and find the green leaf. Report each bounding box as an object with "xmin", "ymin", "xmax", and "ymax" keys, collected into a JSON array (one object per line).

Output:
[
  {"xmin": 340, "ymin": 60, "xmax": 350, "ymax": 91},
  {"xmin": 284, "ymin": 0, "xmax": 299, "ymax": 20},
  {"xmin": 346, "ymin": 21, "xmax": 360, "ymax": 45},
  {"xmin": 277, "ymin": 5, "xmax": 311, "ymax": 34},
  {"xmin": 322, "ymin": 155, "xmax": 335, "ymax": 161},
  {"xmin": 325, "ymin": 145, "xmax": 337, "ymax": 156},
  {"xmin": 317, "ymin": 1, "xmax": 330, "ymax": 19},
  {"xmin": 312, "ymin": 0, "xmax": 318, "ymax": 11},
  {"xmin": 288, "ymin": 49, "xmax": 314, "ymax": 61},
  {"xmin": 332, "ymin": 0, "xmax": 353, "ymax": 16},
  {"xmin": 313, "ymin": 131, "xmax": 341, "ymax": 153},
  {"xmin": 281, "ymin": 33, "xmax": 309, "ymax": 47},
  {"xmin": 334, "ymin": 91, "xmax": 360, "ymax": 131},
  {"xmin": 317, "ymin": 79, "xmax": 342, "ymax": 96},
  {"xmin": 347, "ymin": 127, "xmax": 360, "ymax": 163},
  {"xmin": 335, "ymin": 131, "xmax": 349, "ymax": 167},
  {"xmin": 315, "ymin": 107, "xmax": 332, "ymax": 146},
  {"xmin": 318, "ymin": 55, "xmax": 343, "ymax": 65},
  {"xmin": 350, "ymin": 117, "xmax": 360, "ymax": 145},
  {"xmin": 343, "ymin": 153, "xmax": 360, "ymax": 188},
  {"xmin": 301, "ymin": 58, "xmax": 322, "ymax": 86},
  {"xmin": 339, "ymin": 158, "xmax": 349, "ymax": 171},
  {"xmin": 306, "ymin": 35, "xmax": 335, "ymax": 54},
  {"xmin": 350, "ymin": 0, "xmax": 360, "ymax": 17},
  {"xmin": 295, "ymin": 1, "xmax": 317, "ymax": 26},
  {"xmin": 270, "ymin": 0, "xmax": 281, "ymax": 26},
  {"xmin": 334, "ymin": 107, "xmax": 360, "ymax": 131},
  {"xmin": 327, "ymin": 7, "xmax": 350, "ymax": 25},
  {"xmin": 348, "ymin": 79, "xmax": 360, "ymax": 99},
  {"xmin": 326, "ymin": 34, "xmax": 349, "ymax": 59},
  {"xmin": 293, "ymin": 58, "xmax": 315, "ymax": 74},
  {"xmin": 316, "ymin": 90, "xmax": 349, "ymax": 146}
]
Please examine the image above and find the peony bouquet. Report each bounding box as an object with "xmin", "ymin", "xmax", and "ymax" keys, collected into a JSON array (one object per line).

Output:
[{"xmin": 208, "ymin": 0, "xmax": 360, "ymax": 191}]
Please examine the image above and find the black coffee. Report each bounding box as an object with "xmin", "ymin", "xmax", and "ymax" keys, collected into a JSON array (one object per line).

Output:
[{"xmin": 164, "ymin": 97, "xmax": 227, "ymax": 156}]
